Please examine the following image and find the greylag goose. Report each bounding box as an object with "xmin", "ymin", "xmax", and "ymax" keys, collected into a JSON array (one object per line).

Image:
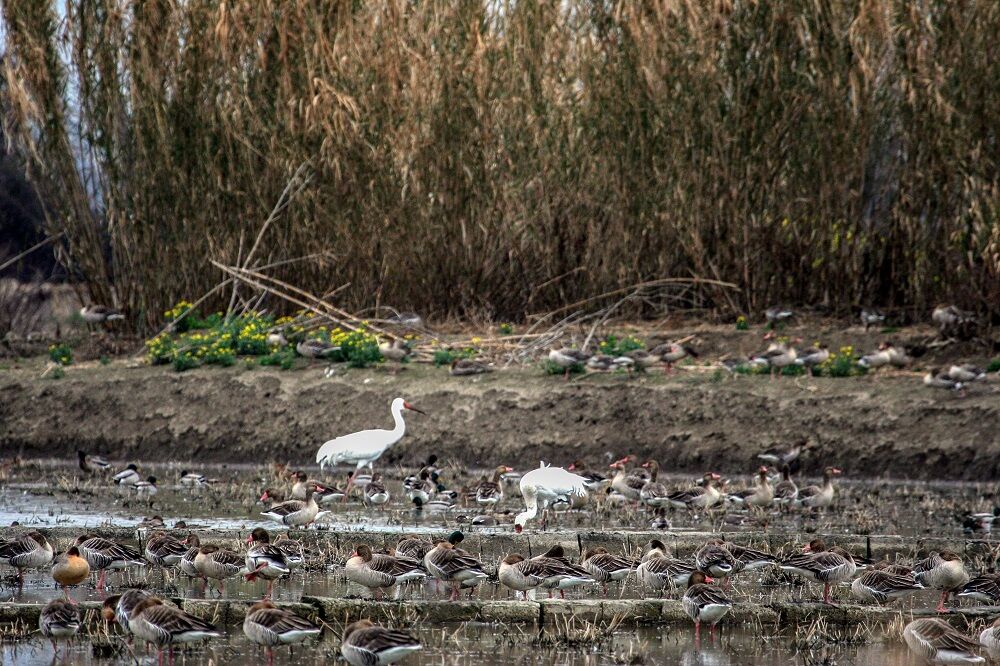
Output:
[
  {"xmin": 244, "ymin": 601, "xmax": 321, "ymax": 665},
  {"xmin": 772, "ymin": 464, "xmax": 798, "ymax": 507},
  {"xmin": 580, "ymin": 547, "xmax": 638, "ymax": 596},
  {"xmin": 395, "ymin": 536, "xmax": 434, "ymax": 562},
  {"xmin": 913, "ymin": 551, "xmax": 970, "ymax": 612},
  {"xmin": 128, "ymin": 597, "xmax": 221, "ymax": 663},
  {"xmin": 851, "ymin": 567, "xmax": 923, "ymax": 604},
  {"xmin": 793, "ymin": 467, "xmax": 841, "ymax": 509},
  {"xmin": 547, "ymin": 348, "xmax": 589, "ymax": 380},
  {"xmin": 194, "ymin": 544, "xmax": 247, "ymax": 594},
  {"xmin": 779, "ymin": 539, "xmax": 856, "ymax": 604},
  {"xmin": 981, "ymin": 618, "xmax": 1000, "ymax": 661},
  {"xmin": 498, "ymin": 553, "xmax": 593, "ymax": 600},
  {"xmin": 948, "ymin": 364, "xmax": 986, "ymax": 383},
  {"xmin": 609, "ymin": 456, "xmax": 649, "ymax": 502},
  {"xmin": 795, "ymin": 344, "xmax": 830, "ymax": 371},
  {"xmin": 650, "ymin": 342, "xmax": 698, "ymax": 373},
  {"xmin": 144, "ymin": 531, "xmax": 188, "ymax": 568},
  {"xmin": 637, "ymin": 542, "xmax": 696, "ymax": 594},
  {"xmin": 724, "ymin": 542, "xmax": 776, "ymax": 571},
  {"xmin": 639, "ymin": 460, "xmax": 672, "ymax": 509},
  {"xmin": 296, "ymin": 339, "xmax": 339, "ymax": 359},
  {"xmin": 0, "ymin": 530, "xmax": 54, "ymax": 586},
  {"xmin": 345, "ymin": 544, "xmax": 426, "ymax": 600},
  {"xmin": 757, "ymin": 443, "xmax": 803, "ymax": 468},
  {"xmin": 73, "ymin": 535, "xmax": 145, "ymax": 591},
  {"xmin": 566, "ymin": 460, "xmax": 610, "ymax": 493},
  {"xmin": 340, "ymin": 619, "xmax": 422, "ymax": 666},
  {"xmin": 261, "ymin": 486, "xmax": 323, "ymax": 527},
  {"xmin": 683, "ymin": 571, "xmax": 732, "ymax": 641},
  {"xmin": 667, "ymin": 473, "xmax": 722, "ymax": 511},
  {"xmin": 957, "ymin": 573, "xmax": 1000, "ymax": 604},
  {"xmin": 39, "ymin": 599, "xmax": 80, "ymax": 654},
  {"xmin": 423, "ymin": 532, "xmax": 489, "ymax": 600},
  {"xmin": 450, "ymin": 358, "xmax": 492, "ymax": 376},
  {"xmin": 694, "ymin": 541, "xmax": 742, "ymax": 583},
  {"xmin": 102, "ymin": 588, "xmax": 155, "ymax": 633},
  {"xmin": 80, "ymin": 305, "xmax": 124, "ymax": 323},
  {"xmin": 725, "ymin": 467, "xmax": 773, "ymax": 508},
  {"xmin": 903, "ymin": 617, "xmax": 984, "ymax": 665}
]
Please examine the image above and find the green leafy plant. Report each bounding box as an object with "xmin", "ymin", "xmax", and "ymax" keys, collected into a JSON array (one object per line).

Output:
[
  {"xmin": 260, "ymin": 348, "xmax": 297, "ymax": 370},
  {"xmin": 597, "ymin": 334, "xmax": 643, "ymax": 357},
  {"xmin": 99, "ymin": 355, "xmax": 110, "ymax": 366},
  {"xmin": 48, "ymin": 366, "xmax": 65, "ymax": 379},
  {"xmin": 735, "ymin": 316, "xmax": 749, "ymax": 331},
  {"xmin": 987, "ymin": 359, "xmax": 1000, "ymax": 373},
  {"xmin": 433, "ymin": 347, "xmax": 478, "ymax": 367},
  {"xmin": 499, "ymin": 323, "xmax": 514, "ymax": 335},
  {"xmin": 543, "ymin": 359, "xmax": 584, "ymax": 376},
  {"xmin": 48, "ymin": 343, "xmax": 72, "ymax": 366}
]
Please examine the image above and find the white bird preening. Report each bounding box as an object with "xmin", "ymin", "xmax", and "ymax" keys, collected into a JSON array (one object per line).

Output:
[
  {"xmin": 515, "ymin": 463, "xmax": 589, "ymax": 533},
  {"xmin": 315, "ymin": 397, "xmax": 426, "ymax": 498}
]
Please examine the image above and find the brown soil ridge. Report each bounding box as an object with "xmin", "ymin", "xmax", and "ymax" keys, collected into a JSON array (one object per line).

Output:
[{"xmin": 1, "ymin": 361, "xmax": 997, "ymax": 481}]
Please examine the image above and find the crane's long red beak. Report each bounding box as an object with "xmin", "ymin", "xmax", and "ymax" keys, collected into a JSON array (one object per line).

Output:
[{"xmin": 403, "ymin": 401, "xmax": 426, "ymax": 415}]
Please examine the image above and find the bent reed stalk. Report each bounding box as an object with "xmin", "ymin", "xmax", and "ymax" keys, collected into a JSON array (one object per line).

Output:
[{"xmin": 1, "ymin": 0, "xmax": 998, "ymax": 327}]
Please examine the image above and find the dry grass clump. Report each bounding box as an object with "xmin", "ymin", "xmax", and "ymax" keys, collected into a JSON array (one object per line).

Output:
[{"xmin": 1, "ymin": 1, "xmax": 998, "ymax": 327}]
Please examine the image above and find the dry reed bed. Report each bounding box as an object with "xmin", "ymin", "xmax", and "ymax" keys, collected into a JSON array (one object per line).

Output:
[{"xmin": 2, "ymin": 1, "xmax": 999, "ymax": 326}]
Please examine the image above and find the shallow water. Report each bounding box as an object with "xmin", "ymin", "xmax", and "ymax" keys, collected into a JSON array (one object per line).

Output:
[{"xmin": 1, "ymin": 621, "xmax": 922, "ymax": 665}]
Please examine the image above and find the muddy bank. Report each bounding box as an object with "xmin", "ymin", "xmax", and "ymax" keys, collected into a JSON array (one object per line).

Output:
[{"xmin": 1, "ymin": 359, "xmax": 997, "ymax": 480}]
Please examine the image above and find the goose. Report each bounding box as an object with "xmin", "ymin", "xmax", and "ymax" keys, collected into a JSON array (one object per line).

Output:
[
  {"xmin": 73, "ymin": 535, "xmax": 145, "ymax": 591},
  {"xmin": 666, "ymin": 473, "xmax": 722, "ymax": 511},
  {"xmin": 793, "ymin": 467, "xmax": 841, "ymax": 509},
  {"xmin": 638, "ymin": 460, "xmax": 672, "ymax": 508},
  {"xmin": 340, "ymin": 619, "xmax": 422, "ymax": 666},
  {"xmin": 39, "ymin": 599, "xmax": 80, "ymax": 655},
  {"xmin": 547, "ymin": 348, "xmax": 589, "ymax": 379},
  {"xmin": 245, "ymin": 528, "xmax": 291, "ymax": 600},
  {"xmin": 296, "ymin": 339, "xmax": 340, "ymax": 359},
  {"xmin": 924, "ymin": 368, "xmax": 965, "ymax": 394},
  {"xmin": 886, "ymin": 345, "xmax": 912, "ymax": 368},
  {"xmin": 344, "ymin": 544, "xmax": 426, "ymax": 600},
  {"xmin": 475, "ymin": 466, "xmax": 512, "ymax": 509},
  {"xmin": 450, "ymin": 358, "xmax": 492, "ymax": 376},
  {"xmin": 244, "ymin": 601, "xmax": 321, "ymax": 665},
  {"xmin": 0, "ymin": 530, "xmax": 54, "ymax": 586},
  {"xmin": 128, "ymin": 597, "xmax": 222, "ymax": 663},
  {"xmin": 772, "ymin": 465, "xmax": 799, "ymax": 507},
  {"xmin": 650, "ymin": 342, "xmax": 698, "ymax": 373},
  {"xmin": 514, "ymin": 463, "xmax": 589, "ymax": 532},
  {"xmin": 851, "ymin": 567, "xmax": 923, "ymax": 604},
  {"xmin": 178, "ymin": 535, "xmax": 201, "ymax": 580},
  {"xmin": 194, "ymin": 544, "xmax": 247, "ymax": 594},
  {"xmin": 779, "ymin": 539, "xmax": 856, "ymax": 604},
  {"xmin": 379, "ymin": 339, "xmax": 412, "ymax": 365},
  {"xmin": 913, "ymin": 551, "xmax": 970, "ymax": 613},
  {"xmin": 363, "ymin": 473, "xmax": 391, "ymax": 509},
  {"xmin": 273, "ymin": 534, "xmax": 306, "ymax": 570},
  {"xmin": 694, "ymin": 541, "xmax": 742, "ymax": 584},
  {"xmin": 932, "ymin": 305, "xmax": 977, "ymax": 336},
  {"xmin": 566, "ymin": 460, "xmax": 610, "ymax": 493},
  {"xmin": 981, "ymin": 618, "xmax": 1000, "ymax": 661},
  {"xmin": 423, "ymin": 532, "xmax": 489, "ymax": 600},
  {"xmin": 580, "ymin": 547, "xmax": 638, "ymax": 595},
  {"xmin": 957, "ymin": 573, "xmax": 1000, "ymax": 604},
  {"xmin": 948, "ymin": 364, "xmax": 986, "ymax": 383},
  {"xmin": 726, "ymin": 467, "xmax": 773, "ymax": 508},
  {"xmin": 77, "ymin": 450, "xmax": 110, "ymax": 474},
  {"xmin": 101, "ymin": 588, "xmax": 155, "ymax": 633},
  {"xmin": 636, "ymin": 543, "xmax": 696, "ymax": 594},
  {"xmin": 315, "ymin": 397, "xmax": 426, "ymax": 496},
  {"xmin": 498, "ymin": 553, "xmax": 594, "ymax": 599},
  {"xmin": 795, "ymin": 344, "xmax": 830, "ymax": 371},
  {"xmin": 683, "ymin": 571, "xmax": 732, "ymax": 642},
  {"xmin": 903, "ymin": 617, "xmax": 984, "ymax": 665},
  {"xmin": 750, "ymin": 338, "xmax": 798, "ymax": 378},
  {"xmin": 724, "ymin": 542, "xmax": 776, "ymax": 571},
  {"xmin": 765, "ymin": 307, "xmax": 794, "ymax": 325},
  {"xmin": 395, "ymin": 536, "xmax": 434, "ymax": 562},
  {"xmin": 609, "ymin": 455, "xmax": 650, "ymax": 502},
  {"xmin": 860, "ymin": 308, "xmax": 886, "ymax": 331},
  {"xmin": 113, "ymin": 463, "xmax": 142, "ymax": 486},
  {"xmin": 144, "ymin": 531, "xmax": 188, "ymax": 569},
  {"xmin": 80, "ymin": 304, "xmax": 125, "ymax": 323},
  {"xmin": 51, "ymin": 546, "xmax": 90, "ymax": 604},
  {"xmin": 757, "ymin": 444, "xmax": 803, "ymax": 468},
  {"xmin": 625, "ymin": 349, "xmax": 662, "ymax": 372},
  {"xmin": 260, "ymin": 487, "xmax": 323, "ymax": 527}
]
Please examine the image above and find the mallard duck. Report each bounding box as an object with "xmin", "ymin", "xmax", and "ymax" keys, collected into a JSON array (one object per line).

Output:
[
  {"xmin": 261, "ymin": 487, "xmax": 323, "ymax": 527},
  {"xmin": 0, "ymin": 530, "xmax": 54, "ymax": 585},
  {"xmin": 851, "ymin": 567, "xmax": 923, "ymax": 604},
  {"xmin": 113, "ymin": 463, "xmax": 141, "ymax": 486},
  {"xmin": 548, "ymin": 348, "xmax": 588, "ymax": 380},
  {"xmin": 423, "ymin": 532, "xmax": 489, "ymax": 600},
  {"xmin": 913, "ymin": 551, "xmax": 970, "ymax": 612},
  {"xmin": 363, "ymin": 473, "xmax": 391, "ymax": 509},
  {"xmin": 450, "ymin": 358, "xmax": 492, "ymax": 376},
  {"xmin": 245, "ymin": 528, "xmax": 290, "ymax": 599},
  {"xmin": 957, "ymin": 573, "xmax": 1000, "ymax": 604},
  {"xmin": 726, "ymin": 467, "xmax": 773, "ymax": 508},
  {"xmin": 580, "ymin": 547, "xmax": 638, "ymax": 595},
  {"xmin": 498, "ymin": 553, "xmax": 594, "ymax": 600},
  {"xmin": 779, "ymin": 539, "xmax": 856, "ymax": 604},
  {"xmin": 683, "ymin": 571, "xmax": 732, "ymax": 642},
  {"xmin": 340, "ymin": 619, "xmax": 422, "ymax": 666},
  {"xmin": 345, "ymin": 544, "xmax": 426, "ymax": 600},
  {"xmin": 194, "ymin": 545, "xmax": 247, "ymax": 594},
  {"xmin": 772, "ymin": 464, "xmax": 798, "ymax": 506},
  {"xmin": 924, "ymin": 368, "xmax": 966, "ymax": 395},
  {"xmin": 903, "ymin": 617, "xmax": 984, "ymax": 665},
  {"xmin": 80, "ymin": 305, "xmax": 124, "ymax": 323},
  {"xmin": 793, "ymin": 467, "xmax": 841, "ymax": 509},
  {"xmin": 77, "ymin": 450, "xmax": 110, "ymax": 474},
  {"xmin": 244, "ymin": 601, "xmax": 321, "ymax": 664},
  {"xmin": 73, "ymin": 535, "xmax": 145, "ymax": 591},
  {"xmin": 475, "ymin": 466, "xmax": 512, "ymax": 509},
  {"xmin": 52, "ymin": 546, "xmax": 90, "ymax": 604},
  {"xmin": 179, "ymin": 470, "xmax": 209, "ymax": 488},
  {"xmin": 128, "ymin": 597, "xmax": 221, "ymax": 662},
  {"xmin": 133, "ymin": 476, "xmax": 158, "ymax": 500},
  {"xmin": 39, "ymin": 598, "xmax": 80, "ymax": 654},
  {"xmin": 764, "ymin": 307, "xmax": 794, "ymax": 325},
  {"xmin": 860, "ymin": 308, "xmax": 886, "ymax": 331},
  {"xmin": 932, "ymin": 305, "xmax": 978, "ymax": 338}
]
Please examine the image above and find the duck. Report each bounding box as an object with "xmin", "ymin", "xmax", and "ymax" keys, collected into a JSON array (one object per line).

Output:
[
  {"xmin": 345, "ymin": 544, "xmax": 426, "ymax": 600},
  {"xmin": 726, "ymin": 467, "xmax": 773, "ymax": 508},
  {"xmin": 924, "ymin": 368, "xmax": 966, "ymax": 394},
  {"xmin": 948, "ymin": 364, "xmax": 986, "ymax": 383},
  {"xmin": 133, "ymin": 476, "xmax": 158, "ymax": 500},
  {"xmin": 757, "ymin": 443, "xmax": 804, "ymax": 468},
  {"xmin": 860, "ymin": 308, "xmax": 886, "ymax": 331},
  {"xmin": 667, "ymin": 473, "xmax": 723, "ymax": 511},
  {"xmin": 137, "ymin": 516, "xmax": 166, "ymax": 530},
  {"xmin": 498, "ymin": 553, "xmax": 594, "ymax": 600},
  {"xmin": 296, "ymin": 339, "xmax": 339, "ymax": 359},
  {"xmin": 650, "ymin": 342, "xmax": 698, "ymax": 373},
  {"xmin": 128, "ymin": 596, "xmax": 222, "ymax": 663},
  {"xmin": 39, "ymin": 598, "xmax": 80, "ymax": 654},
  {"xmin": 363, "ymin": 473, "xmax": 391, "ymax": 509},
  {"xmin": 73, "ymin": 535, "xmax": 145, "ymax": 591},
  {"xmin": 957, "ymin": 573, "xmax": 1000, "ymax": 604},
  {"xmin": 794, "ymin": 344, "xmax": 830, "ymax": 371},
  {"xmin": 77, "ymin": 450, "xmax": 110, "ymax": 474},
  {"xmin": 0, "ymin": 530, "xmax": 54, "ymax": 586},
  {"xmin": 514, "ymin": 463, "xmax": 590, "ymax": 532},
  {"xmin": 609, "ymin": 455, "xmax": 649, "ymax": 502},
  {"xmin": 245, "ymin": 528, "xmax": 291, "ymax": 600},
  {"xmin": 683, "ymin": 571, "xmax": 732, "ymax": 642},
  {"xmin": 475, "ymin": 466, "xmax": 512, "ymax": 509},
  {"xmin": 772, "ymin": 464, "xmax": 799, "ymax": 507},
  {"xmin": 340, "ymin": 619, "xmax": 422, "ymax": 666},
  {"xmin": 793, "ymin": 467, "xmax": 841, "ymax": 509},
  {"xmin": 52, "ymin": 546, "xmax": 90, "ymax": 604},
  {"xmin": 580, "ymin": 547, "xmax": 638, "ymax": 596},
  {"xmin": 886, "ymin": 344, "xmax": 911, "ymax": 368},
  {"xmin": 779, "ymin": 539, "xmax": 856, "ymax": 604},
  {"xmin": 403, "ymin": 470, "xmax": 435, "ymax": 503},
  {"xmin": 144, "ymin": 531, "xmax": 189, "ymax": 568},
  {"xmin": 102, "ymin": 588, "xmax": 155, "ymax": 633},
  {"xmin": 638, "ymin": 460, "xmax": 673, "ymax": 509},
  {"xmin": 547, "ymin": 348, "xmax": 589, "ymax": 380},
  {"xmin": 750, "ymin": 337, "xmax": 798, "ymax": 378},
  {"xmin": 851, "ymin": 567, "xmax": 923, "ymax": 604},
  {"xmin": 113, "ymin": 463, "xmax": 142, "ymax": 486},
  {"xmin": 423, "ymin": 532, "xmax": 489, "ymax": 600},
  {"xmin": 903, "ymin": 617, "xmax": 984, "ymax": 665},
  {"xmin": 566, "ymin": 460, "xmax": 610, "ymax": 493},
  {"xmin": 913, "ymin": 551, "xmax": 970, "ymax": 613},
  {"xmin": 932, "ymin": 305, "xmax": 977, "ymax": 337},
  {"xmin": 981, "ymin": 618, "xmax": 1000, "ymax": 661},
  {"xmin": 194, "ymin": 544, "xmax": 247, "ymax": 594},
  {"xmin": 636, "ymin": 541, "xmax": 696, "ymax": 594},
  {"xmin": 243, "ymin": 601, "xmax": 321, "ymax": 664},
  {"xmin": 694, "ymin": 541, "xmax": 742, "ymax": 584},
  {"xmin": 261, "ymin": 486, "xmax": 323, "ymax": 527},
  {"xmin": 80, "ymin": 304, "xmax": 125, "ymax": 323},
  {"xmin": 450, "ymin": 358, "xmax": 492, "ymax": 376},
  {"xmin": 179, "ymin": 470, "xmax": 209, "ymax": 488},
  {"xmin": 273, "ymin": 534, "xmax": 306, "ymax": 569},
  {"xmin": 764, "ymin": 307, "xmax": 794, "ymax": 325},
  {"xmin": 378, "ymin": 339, "xmax": 412, "ymax": 365}
]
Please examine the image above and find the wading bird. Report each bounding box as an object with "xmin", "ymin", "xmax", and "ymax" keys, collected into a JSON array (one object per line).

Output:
[{"xmin": 514, "ymin": 463, "xmax": 589, "ymax": 532}]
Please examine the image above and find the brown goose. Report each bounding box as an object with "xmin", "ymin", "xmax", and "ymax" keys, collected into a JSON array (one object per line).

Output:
[
  {"xmin": 395, "ymin": 536, "xmax": 434, "ymax": 561},
  {"xmin": 913, "ymin": 551, "xmax": 970, "ymax": 613},
  {"xmin": 73, "ymin": 535, "xmax": 145, "ymax": 591},
  {"xmin": 194, "ymin": 545, "xmax": 246, "ymax": 594},
  {"xmin": 694, "ymin": 541, "xmax": 743, "ymax": 584},
  {"xmin": 793, "ymin": 467, "xmax": 841, "ymax": 509},
  {"xmin": 903, "ymin": 617, "xmax": 984, "ymax": 665},
  {"xmin": 609, "ymin": 456, "xmax": 649, "ymax": 502},
  {"xmin": 636, "ymin": 541, "xmax": 696, "ymax": 594},
  {"xmin": 243, "ymin": 601, "xmax": 321, "ymax": 665},
  {"xmin": 667, "ymin": 473, "xmax": 723, "ymax": 511},
  {"xmin": 0, "ymin": 530, "xmax": 54, "ymax": 586},
  {"xmin": 102, "ymin": 588, "xmax": 155, "ymax": 633},
  {"xmin": 344, "ymin": 544, "xmax": 426, "ymax": 600},
  {"xmin": 51, "ymin": 546, "xmax": 90, "ymax": 604},
  {"xmin": 726, "ymin": 467, "xmax": 774, "ymax": 508},
  {"xmin": 957, "ymin": 573, "xmax": 1000, "ymax": 604},
  {"xmin": 340, "ymin": 619, "xmax": 422, "ymax": 666},
  {"xmin": 144, "ymin": 531, "xmax": 188, "ymax": 568},
  {"xmin": 128, "ymin": 596, "xmax": 221, "ymax": 663},
  {"xmin": 772, "ymin": 464, "xmax": 798, "ymax": 507},
  {"xmin": 423, "ymin": 533, "xmax": 489, "ymax": 600},
  {"xmin": 779, "ymin": 539, "xmax": 856, "ymax": 604},
  {"xmin": 580, "ymin": 547, "xmax": 639, "ymax": 595},
  {"xmin": 638, "ymin": 460, "xmax": 672, "ymax": 508},
  {"xmin": 682, "ymin": 571, "xmax": 732, "ymax": 642},
  {"xmin": 498, "ymin": 553, "xmax": 594, "ymax": 600},
  {"xmin": 851, "ymin": 568, "xmax": 923, "ymax": 604}
]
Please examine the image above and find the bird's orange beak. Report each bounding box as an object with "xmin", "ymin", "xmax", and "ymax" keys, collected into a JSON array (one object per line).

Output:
[
  {"xmin": 504, "ymin": 466, "xmax": 514, "ymax": 472},
  {"xmin": 831, "ymin": 468, "xmax": 842, "ymax": 475},
  {"xmin": 567, "ymin": 463, "xmax": 576, "ymax": 471},
  {"xmin": 710, "ymin": 472, "xmax": 721, "ymax": 480},
  {"xmin": 403, "ymin": 401, "xmax": 426, "ymax": 415},
  {"xmin": 259, "ymin": 491, "xmax": 269, "ymax": 502},
  {"xmin": 245, "ymin": 534, "xmax": 253, "ymax": 544},
  {"xmin": 704, "ymin": 576, "xmax": 715, "ymax": 584},
  {"xmin": 802, "ymin": 544, "xmax": 813, "ymax": 553}
]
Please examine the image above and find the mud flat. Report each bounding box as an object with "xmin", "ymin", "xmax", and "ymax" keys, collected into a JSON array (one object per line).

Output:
[{"xmin": 1, "ymin": 358, "xmax": 998, "ymax": 480}]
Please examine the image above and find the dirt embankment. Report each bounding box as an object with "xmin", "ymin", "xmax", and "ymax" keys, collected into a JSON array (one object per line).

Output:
[{"xmin": 1, "ymin": 357, "xmax": 997, "ymax": 480}]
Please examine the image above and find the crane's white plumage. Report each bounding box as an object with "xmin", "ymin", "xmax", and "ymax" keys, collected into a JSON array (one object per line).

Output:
[{"xmin": 515, "ymin": 463, "xmax": 589, "ymax": 532}]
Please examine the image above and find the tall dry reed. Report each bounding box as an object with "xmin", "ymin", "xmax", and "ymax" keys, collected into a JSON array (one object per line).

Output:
[{"xmin": 1, "ymin": 0, "xmax": 998, "ymax": 327}]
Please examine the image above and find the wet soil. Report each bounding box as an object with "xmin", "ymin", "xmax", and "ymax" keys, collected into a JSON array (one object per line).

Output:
[{"xmin": 1, "ymin": 322, "xmax": 997, "ymax": 480}]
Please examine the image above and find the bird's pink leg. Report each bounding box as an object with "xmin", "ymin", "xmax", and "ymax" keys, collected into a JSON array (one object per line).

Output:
[
  {"xmin": 694, "ymin": 620, "xmax": 701, "ymax": 644},
  {"xmin": 97, "ymin": 569, "xmax": 107, "ymax": 592},
  {"xmin": 936, "ymin": 591, "xmax": 949, "ymax": 613}
]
